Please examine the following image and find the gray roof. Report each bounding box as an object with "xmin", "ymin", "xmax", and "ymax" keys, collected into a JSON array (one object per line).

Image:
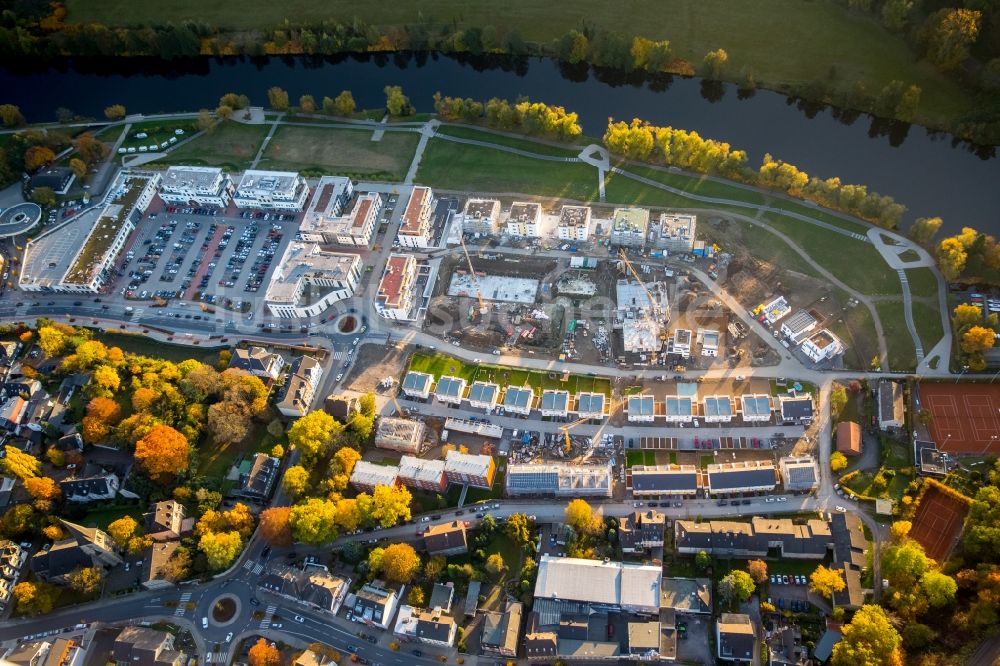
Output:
[
  {"xmin": 782, "ymin": 310, "xmax": 817, "ymax": 335},
  {"xmin": 504, "ymin": 387, "xmax": 533, "ymax": 409},
  {"xmin": 533, "ymin": 555, "xmax": 661, "ymax": 610},
  {"xmin": 577, "ymin": 392, "xmax": 605, "ymax": 414},
  {"xmin": 435, "ymin": 376, "xmax": 465, "ymax": 398},
  {"xmin": 785, "ymin": 463, "xmax": 817, "ymax": 489},
  {"xmin": 708, "ymin": 467, "xmax": 777, "ymax": 491},
  {"xmin": 718, "ymin": 613, "xmax": 755, "ymax": 660},
  {"xmin": 402, "ymin": 371, "xmax": 432, "ymax": 392},
  {"xmin": 468, "ymin": 381, "xmax": 498, "ymax": 404},
  {"xmin": 631, "ymin": 468, "xmax": 699, "ymax": 492},
  {"xmin": 741, "ymin": 394, "xmax": 771, "ymax": 417},
  {"xmin": 541, "ymin": 390, "xmax": 569, "ymax": 412},
  {"xmin": 464, "ymin": 580, "xmax": 481, "ymax": 616},
  {"xmin": 813, "ymin": 630, "xmax": 843, "ymax": 662},
  {"xmin": 780, "ymin": 396, "xmax": 814, "ymax": 420},
  {"xmin": 665, "ymin": 396, "xmax": 693, "ymax": 417},
  {"xmin": 703, "ymin": 396, "xmax": 732, "ymax": 417},
  {"xmin": 629, "ymin": 395, "xmax": 655, "ymax": 416},
  {"xmin": 60, "ymin": 474, "xmax": 114, "ymax": 499}
]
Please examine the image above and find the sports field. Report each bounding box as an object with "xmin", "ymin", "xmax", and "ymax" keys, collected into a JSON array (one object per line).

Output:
[
  {"xmin": 909, "ymin": 483, "xmax": 969, "ymax": 563},
  {"xmin": 917, "ymin": 382, "xmax": 1000, "ymax": 454}
]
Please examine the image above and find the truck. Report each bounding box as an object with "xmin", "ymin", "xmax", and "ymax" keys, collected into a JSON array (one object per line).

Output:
[{"xmin": 649, "ymin": 250, "xmax": 664, "ymax": 258}]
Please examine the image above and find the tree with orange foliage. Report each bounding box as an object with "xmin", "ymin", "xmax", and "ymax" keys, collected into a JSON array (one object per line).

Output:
[
  {"xmin": 248, "ymin": 638, "xmax": 281, "ymax": 666},
  {"xmin": 86, "ymin": 396, "xmax": 122, "ymax": 423},
  {"xmin": 259, "ymin": 507, "xmax": 293, "ymax": 546},
  {"xmin": 24, "ymin": 146, "xmax": 55, "ymax": 171},
  {"xmin": 131, "ymin": 387, "xmax": 157, "ymax": 412},
  {"xmin": 24, "ymin": 477, "xmax": 61, "ymax": 511},
  {"xmin": 135, "ymin": 425, "xmax": 190, "ymax": 483}
]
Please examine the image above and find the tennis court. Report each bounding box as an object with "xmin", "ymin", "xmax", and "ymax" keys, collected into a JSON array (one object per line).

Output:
[{"xmin": 917, "ymin": 382, "xmax": 1000, "ymax": 454}]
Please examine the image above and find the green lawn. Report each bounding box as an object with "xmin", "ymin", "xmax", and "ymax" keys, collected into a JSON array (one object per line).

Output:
[
  {"xmin": 416, "ymin": 138, "xmax": 601, "ymax": 202},
  {"xmin": 436, "ymin": 125, "xmax": 582, "ymax": 157},
  {"xmin": 695, "ymin": 215, "xmax": 822, "ymax": 280},
  {"xmin": 827, "ymin": 296, "xmax": 880, "ymax": 371},
  {"xmin": 154, "ymin": 121, "xmax": 269, "ymax": 171},
  {"xmin": 80, "ymin": 505, "xmax": 144, "ymax": 530},
  {"xmin": 90, "ymin": 330, "xmax": 223, "ymax": 364},
  {"xmin": 408, "ymin": 351, "xmax": 613, "ymax": 395},
  {"xmin": 875, "ymin": 301, "xmax": 916, "ymax": 371},
  {"xmin": 198, "ymin": 419, "xmax": 281, "ymax": 482},
  {"xmin": 612, "ymin": 162, "xmax": 769, "ymax": 206},
  {"xmin": 761, "ymin": 213, "xmax": 900, "ymax": 296},
  {"xmin": 912, "ymin": 301, "xmax": 945, "ymax": 353},
  {"xmin": 771, "ymin": 199, "xmax": 870, "ymax": 235},
  {"xmin": 626, "ymin": 450, "xmax": 656, "ymax": 467},
  {"xmin": 906, "ymin": 267, "xmax": 941, "ymax": 301},
  {"xmin": 64, "ymin": 0, "xmax": 974, "ymax": 126},
  {"xmin": 257, "ymin": 126, "xmax": 420, "ymax": 180},
  {"xmin": 120, "ymin": 119, "xmax": 199, "ymax": 151}
]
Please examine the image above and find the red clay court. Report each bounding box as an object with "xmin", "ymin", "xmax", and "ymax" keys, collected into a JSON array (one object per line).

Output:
[
  {"xmin": 918, "ymin": 382, "xmax": 1000, "ymax": 454},
  {"xmin": 909, "ymin": 484, "xmax": 969, "ymax": 563}
]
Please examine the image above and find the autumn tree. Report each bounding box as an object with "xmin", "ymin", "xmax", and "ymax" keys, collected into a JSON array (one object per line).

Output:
[
  {"xmin": 267, "ymin": 86, "xmax": 289, "ymax": 111},
  {"xmin": 746, "ymin": 559, "xmax": 768, "ymax": 584},
  {"xmin": 104, "ymin": 104, "xmax": 126, "ymax": 120},
  {"xmin": 407, "ymin": 586, "xmax": 426, "ymax": 606},
  {"xmin": 830, "ymin": 451, "xmax": 848, "ymax": 473},
  {"xmin": 379, "ymin": 543, "xmax": 420, "ymax": 583},
  {"xmin": 161, "ymin": 546, "xmax": 193, "ymax": 582},
  {"xmin": 889, "ymin": 521, "xmax": 912, "ymax": 542},
  {"xmin": 564, "ymin": 499, "xmax": 596, "ymax": 532},
  {"xmin": 207, "ymin": 401, "xmax": 249, "ymax": 445},
  {"xmin": 68, "ymin": 157, "xmax": 87, "ymax": 178},
  {"xmin": 24, "ymin": 477, "xmax": 61, "ymax": 510},
  {"xmin": 961, "ymin": 326, "xmax": 995, "ymax": 355},
  {"xmin": 13, "ymin": 581, "xmax": 60, "ymax": 615},
  {"xmin": 298, "ymin": 94, "xmax": 316, "ymax": 114},
  {"xmin": 909, "ymin": 217, "xmax": 943, "ymax": 244},
  {"xmin": 369, "ymin": 484, "xmax": 413, "ymax": 527},
  {"xmin": 65, "ymin": 566, "xmax": 103, "ymax": 595},
  {"xmin": 219, "ymin": 93, "xmax": 250, "ymax": 109},
  {"xmin": 925, "ymin": 8, "xmax": 981, "ymax": 71},
  {"xmin": 288, "ymin": 410, "xmax": 339, "ymax": 464},
  {"xmin": 936, "ymin": 237, "xmax": 968, "ymax": 280},
  {"xmin": 557, "ymin": 30, "xmax": 589, "ymax": 63},
  {"xmin": 282, "ymin": 465, "xmax": 311, "ymax": 499},
  {"xmin": 248, "ymin": 638, "xmax": 281, "ymax": 666},
  {"xmin": 486, "ymin": 553, "xmax": 506, "ymax": 577},
  {"xmin": 702, "ymin": 48, "xmax": 729, "ymax": 78},
  {"xmin": 920, "ymin": 571, "xmax": 957, "ymax": 607},
  {"xmin": 882, "ymin": 0, "xmax": 914, "ymax": 31},
  {"xmin": 199, "ymin": 530, "xmax": 243, "ymax": 570},
  {"xmin": 384, "ymin": 85, "xmax": 410, "ymax": 116},
  {"xmin": 334, "ymin": 90, "xmax": 357, "ymax": 116},
  {"xmin": 719, "ymin": 570, "xmax": 755, "ymax": 605},
  {"xmin": 135, "ymin": 424, "xmax": 190, "ymax": 483},
  {"xmin": 259, "ymin": 506, "xmax": 293, "ymax": 546},
  {"xmin": 953, "ymin": 303, "xmax": 984, "ymax": 332},
  {"xmin": 504, "ymin": 513, "xmax": 531, "ymax": 546},
  {"xmin": 810, "ymin": 565, "xmax": 846, "ymax": 600},
  {"xmin": 106, "ymin": 515, "xmax": 151, "ymax": 554},
  {"xmin": 0, "ymin": 104, "xmax": 25, "ymax": 127},
  {"xmin": 289, "ymin": 498, "xmax": 338, "ymax": 544},
  {"xmin": 882, "ymin": 540, "xmax": 931, "ymax": 589},
  {"xmin": 0, "ymin": 505, "xmax": 37, "ymax": 538},
  {"xmin": 72, "ymin": 132, "xmax": 108, "ymax": 164},
  {"xmin": 24, "ymin": 145, "xmax": 55, "ymax": 171},
  {"xmin": 831, "ymin": 604, "xmax": 903, "ymax": 666},
  {"xmin": 2, "ymin": 446, "xmax": 40, "ymax": 480}
]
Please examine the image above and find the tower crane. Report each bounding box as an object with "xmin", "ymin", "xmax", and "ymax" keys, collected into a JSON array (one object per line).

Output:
[
  {"xmin": 617, "ymin": 248, "xmax": 665, "ymax": 365},
  {"xmin": 560, "ymin": 397, "xmax": 625, "ymax": 454},
  {"xmin": 459, "ymin": 234, "xmax": 488, "ymax": 319}
]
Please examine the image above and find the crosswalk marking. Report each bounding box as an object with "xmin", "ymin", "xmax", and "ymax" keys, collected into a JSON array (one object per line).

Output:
[
  {"xmin": 260, "ymin": 604, "xmax": 277, "ymax": 629},
  {"xmin": 174, "ymin": 592, "xmax": 192, "ymax": 616},
  {"xmin": 332, "ymin": 351, "xmax": 345, "ymax": 360},
  {"xmin": 251, "ymin": 562, "xmax": 264, "ymax": 575},
  {"xmin": 243, "ymin": 560, "xmax": 253, "ymax": 570}
]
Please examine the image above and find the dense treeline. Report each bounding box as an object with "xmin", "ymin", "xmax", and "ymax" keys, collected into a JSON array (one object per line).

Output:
[
  {"xmin": 3, "ymin": 3, "xmax": 999, "ymax": 143},
  {"xmin": 603, "ymin": 117, "xmax": 907, "ymax": 228},
  {"xmin": 433, "ymin": 93, "xmax": 582, "ymax": 140}
]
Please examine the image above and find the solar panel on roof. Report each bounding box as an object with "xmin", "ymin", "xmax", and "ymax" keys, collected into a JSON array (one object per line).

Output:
[{"xmin": 787, "ymin": 466, "xmax": 817, "ymax": 485}]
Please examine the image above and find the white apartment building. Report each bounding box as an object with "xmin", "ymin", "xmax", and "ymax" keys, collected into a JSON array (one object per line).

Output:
[
  {"xmin": 609, "ymin": 207, "xmax": 650, "ymax": 248},
  {"xmin": 375, "ymin": 254, "xmax": 418, "ymax": 321},
  {"xmin": 506, "ymin": 202, "xmax": 541, "ymax": 238},
  {"xmin": 462, "ymin": 198, "xmax": 501, "ymax": 235},
  {"xmin": 233, "ymin": 169, "xmax": 309, "ymax": 211},
  {"xmin": 21, "ymin": 171, "xmax": 159, "ymax": 294},
  {"xmin": 300, "ymin": 177, "xmax": 381, "ymax": 247},
  {"xmin": 398, "ymin": 186, "xmax": 434, "ymax": 248},
  {"xmin": 556, "ymin": 205, "xmax": 591, "ymax": 241},
  {"xmin": 800, "ymin": 329, "xmax": 843, "ymax": 363},
  {"xmin": 158, "ymin": 166, "xmax": 233, "ymax": 207},
  {"xmin": 265, "ymin": 242, "xmax": 362, "ymax": 318},
  {"xmin": 669, "ymin": 328, "xmax": 692, "ymax": 358},
  {"xmin": 656, "ymin": 213, "xmax": 697, "ymax": 253}
]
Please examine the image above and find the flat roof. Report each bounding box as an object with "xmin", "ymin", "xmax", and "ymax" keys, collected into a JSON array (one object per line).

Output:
[
  {"xmin": 266, "ymin": 242, "xmax": 361, "ymax": 305},
  {"xmin": 236, "ymin": 169, "xmax": 301, "ymax": 196},
  {"xmin": 612, "ymin": 207, "xmax": 650, "ymax": 233},
  {"xmin": 806, "ymin": 329, "xmax": 839, "ymax": 350},
  {"xmin": 659, "ymin": 213, "xmax": 696, "ymax": 236},
  {"xmin": 541, "ymin": 390, "xmax": 569, "ymax": 412},
  {"xmin": 741, "ymin": 394, "xmax": 772, "ymax": 416},
  {"xmin": 444, "ymin": 450, "xmax": 493, "ymax": 477},
  {"xmin": 703, "ymin": 396, "xmax": 732, "ymax": 417},
  {"xmin": 401, "ymin": 186, "xmax": 431, "ymax": 235},
  {"xmin": 629, "ymin": 395, "xmax": 656, "ymax": 416},
  {"xmin": 162, "ymin": 165, "xmax": 223, "ymax": 191},
  {"xmin": 631, "ymin": 466, "xmax": 699, "ymax": 492},
  {"xmin": 577, "ymin": 392, "xmax": 605, "ymax": 414},
  {"xmin": 350, "ymin": 460, "xmax": 399, "ymax": 487},
  {"xmin": 463, "ymin": 198, "xmax": 500, "ymax": 219},
  {"xmin": 504, "ymin": 387, "xmax": 534, "ymax": 409},
  {"xmin": 559, "ymin": 205, "xmax": 591, "ymax": 228},
  {"xmin": 398, "ymin": 455, "xmax": 445, "ymax": 482},
  {"xmin": 534, "ymin": 555, "xmax": 661, "ymax": 610},
  {"xmin": 782, "ymin": 310, "xmax": 817, "ymax": 334},
  {"xmin": 509, "ymin": 201, "xmax": 541, "ymax": 223},
  {"xmin": 468, "ymin": 381, "xmax": 499, "ymax": 404},
  {"xmin": 21, "ymin": 208, "xmax": 102, "ymax": 289},
  {"xmin": 707, "ymin": 462, "xmax": 777, "ymax": 490},
  {"xmin": 403, "ymin": 371, "xmax": 432, "ymax": 392},
  {"xmin": 665, "ymin": 396, "xmax": 693, "ymax": 417},
  {"xmin": 377, "ymin": 254, "xmax": 415, "ymax": 309},
  {"xmin": 435, "ymin": 376, "xmax": 466, "ymax": 398}
]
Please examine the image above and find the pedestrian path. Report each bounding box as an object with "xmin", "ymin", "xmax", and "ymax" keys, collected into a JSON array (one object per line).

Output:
[
  {"xmin": 174, "ymin": 592, "xmax": 192, "ymax": 616},
  {"xmin": 260, "ymin": 604, "xmax": 277, "ymax": 629},
  {"xmin": 897, "ymin": 269, "xmax": 925, "ymax": 361}
]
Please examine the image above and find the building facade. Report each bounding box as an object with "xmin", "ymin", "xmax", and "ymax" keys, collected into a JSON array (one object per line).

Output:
[
  {"xmin": 233, "ymin": 169, "xmax": 309, "ymax": 211},
  {"xmin": 506, "ymin": 202, "xmax": 542, "ymax": 237},
  {"xmin": 461, "ymin": 198, "xmax": 501, "ymax": 235},
  {"xmin": 375, "ymin": 254, "xmax": 418, "ymax": 320},
  {"xmin": 159, "ymin": 165, "xmax": 234, "ymax": 207},
  {"xmin": 398, "ymin": 186, "xmax": 434, "ymax": 248},
  {"xmin": 265, "ymin": 243, "xmax": 362, "ymax": 318},
  {"xmin": 556, "ymin": 205, "xmax": 591, "ymax": 241}
]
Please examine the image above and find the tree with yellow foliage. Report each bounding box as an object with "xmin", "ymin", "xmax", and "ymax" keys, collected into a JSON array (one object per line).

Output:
[
  {"xmin": 889, "ymin": 521, "xmax": 912, "ymax": 542},
  {"xmin": 936, "ymin": 237, "xmax": 969, "ymax": 280},
  {"xmin": 564, "ymin": 499, "xmax": 597, "ymax": 533},
  {"xmin": 962, "ymin": 326, "xmax": 996, "ymax": 355},
  {"xmin": 830, "ymin": 451, "xmax": 849, "ymax": 473},
  {"xmin": 2, "ymin": 446, "xmax": 40, "ymax": 480},
  {"xmin": 248, "ymin": 638, "xmax": 281, "ymax": 666},
  {"xmin": 288, "ymin": 410, "xmax": 339, "ymax": 464},
  {"xmin": 369, "ymin": 484, "xmax": 412, "ymax": 528},
  {"xmin": 199, "ymin": 530, "xmax": 243, "ymax": 570},
  {"xmin": 379, "ymin": 543, "xmax": 420, "ymax": 583},
  {"xmin": 831, "ymin": 604, "xmax": 903, "ymax": 666},
  {"xmin": 810, "ymin": 565, "xmax": 846, "ymax": 600}
]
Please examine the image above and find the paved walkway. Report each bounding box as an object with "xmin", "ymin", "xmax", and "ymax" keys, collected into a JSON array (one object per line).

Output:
[
  {"xmin": 371, "ymin": 114, "xmax": 388, "ymax": 141},
  {"xmin": 403, "ymin": 120, "xmax": 439, "ymax": 185},
  {"xmin": 578, "ymin": 144, "xmax": 609, "ymax": 201},
  {"xmin": 249, "ymin": 112, "xmax": 285, "ymax": 169}
]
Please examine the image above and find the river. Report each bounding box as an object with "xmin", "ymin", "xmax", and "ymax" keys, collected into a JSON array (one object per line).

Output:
[{"xmin": 2, "ymin": 53, "xmax": 997, "ymax": 235}]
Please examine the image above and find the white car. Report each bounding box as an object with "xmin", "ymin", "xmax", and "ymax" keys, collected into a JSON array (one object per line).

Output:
[
  {"xmin": 353, "ymin": 337, "xmax": 360, "ymax": 346},
  {"xmin": 336, "ymin": 374, "xmax": 343, "ymax": 381},
  {"xmin": 764, "ymin": 497, "xmax": 776, "ymax": 503},
  {"xmin": 776, "ymin": 497, "xmax": 788, "ymax": 502},
  {"xmin": 835, "ymin": 505, "xmax": 847, "ymax": 512},
  {"xmin": 225, "ymin": 632, "xmax": 233, "ymax": 642},
  {"xmin": 294, "ymin": 615, "xmax": 305, "ymax": 623},
  {"xmin": 202, "ymin": 618, "xmax": 208, "ymax": 629},
  {"xmin": 420, "ymin": 516, "xmax": 431, "ymax": 522}
]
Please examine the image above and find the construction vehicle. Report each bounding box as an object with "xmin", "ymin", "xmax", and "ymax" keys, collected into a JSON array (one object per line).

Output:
[
  {"xmin": 459, "ymin": 234, "xmax": 488, "ymax": 320},
  {"xmin": 389, "ymin": 394, "xmax": 409, "ymax": 418},
  {"xmin": 559, "ymin": 397, "xmax": 625, "ymax": 454}
]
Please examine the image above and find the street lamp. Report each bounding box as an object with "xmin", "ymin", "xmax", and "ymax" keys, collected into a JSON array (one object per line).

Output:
[
  {"xmin": 983, "ymin": 434, "xmax": 998, "ymax": 457},
  {"xmin": 956, "ymin": 365, "xmax": 970, "ymax": 384}
]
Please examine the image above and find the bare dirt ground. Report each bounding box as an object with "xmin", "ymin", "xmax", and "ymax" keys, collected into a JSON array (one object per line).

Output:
[{"xmin": 344, "ymin": 342, "xmax": 410, "ymax": 391}]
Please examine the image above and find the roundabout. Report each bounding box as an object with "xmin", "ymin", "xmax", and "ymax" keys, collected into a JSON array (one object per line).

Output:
[
  {"xmin": 0, "ymin": 203, "xmax": 41, "ymax": 238},
  {"xmin": 334, "ymin": 313, "xmax": 359, "ymax": 335},
  {"xmin": 209, "ymin": 594, "xmax": 241, "ymax": 626}
]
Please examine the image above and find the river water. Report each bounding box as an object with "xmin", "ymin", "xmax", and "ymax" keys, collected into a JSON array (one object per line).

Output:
[{"xmin": 2, "ymin": 53, "xmax": 997, "ymax": 235}]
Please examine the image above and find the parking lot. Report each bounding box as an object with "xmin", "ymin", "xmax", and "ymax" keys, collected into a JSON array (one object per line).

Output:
[
  {"xmin": 676, "ymin": 614, "xmax": 711, "ymax": 665},
  {"xmin": 117, "ymin": 205, "xmax": 295, "ymax": 313}
]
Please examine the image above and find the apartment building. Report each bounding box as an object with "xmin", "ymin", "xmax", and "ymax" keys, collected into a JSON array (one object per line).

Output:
[
  {"xmin": 349, "ymin": 460, "xmax": 400, "ymax": 492},
  {"xmin": 233, "ymin": 169, "xmax": 309, "ymax": 211},
  {"xmin": 275, "ymin": 355, "xmax": 323, "ymax": 417},
  {"xmin": 300, "ymin": 176, "xmax": 380, "ymax": 246},
  {"xmin": 159, "ymin": 165, "xmax": 234, "ymax": 207},
  {"xmin": 374, "ymin": 416, "xmax": 425, "ymax": 454},
  {"xmin": 398, "ymin": 455, "xmax": 447, "ymax": 492},
  {"xmin": 556, "ymin": 205, "xmax": 591, "ymax": 241},
  {"xmin": 444, "ymin": 450, "xmax": 496, "ymax": 489},
  {"xmin": 609, "ymin": 207, "xmax": 650, "ymax": 248},
  {"xmin": 655, "ymin": 213, "xmax": 697, "ymax": 252},
  {"xmin": 375, "ymin": 254, "xmax": 418, "ymax": 320},
  {"xmin": 398, "ymin": 186, "xmax": 434, "ymax": 248},
  {"xmin": 461, "ymin": 198, "xmax": 501, "ymax": 235},
  {"xmin": 265, "ymin": 243, "xmax": 362, "ymax": 318},
  {"xmin": 506, "ymin": 201, "xmax": 542, "ymax": 237}
]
